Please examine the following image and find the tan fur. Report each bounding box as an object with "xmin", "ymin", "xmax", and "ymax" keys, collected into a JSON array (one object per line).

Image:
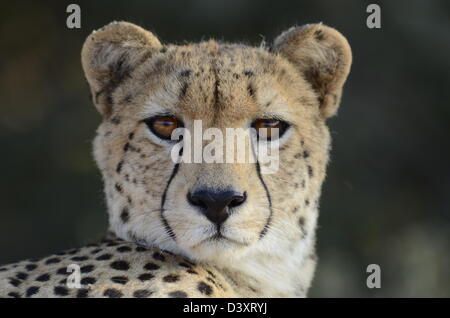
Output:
[{"xmin": 0, "ymin": 21, "xmax": 351, "ymax": 298}]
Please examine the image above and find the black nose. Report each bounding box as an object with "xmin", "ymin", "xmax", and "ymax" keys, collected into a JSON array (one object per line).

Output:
[{"xmin": 187, "ymin": 189, "xmax": 247, "ymax": 225}]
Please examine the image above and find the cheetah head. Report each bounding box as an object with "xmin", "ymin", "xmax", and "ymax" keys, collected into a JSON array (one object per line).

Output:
[{"xmin": 82, "ymin": 22, "xmax": 351, "ymax": 265}]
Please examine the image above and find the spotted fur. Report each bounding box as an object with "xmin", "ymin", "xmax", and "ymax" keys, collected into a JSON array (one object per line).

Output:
[{"xmin": 0, "ymin": 21, "xmax": 351, "ymax": 298}]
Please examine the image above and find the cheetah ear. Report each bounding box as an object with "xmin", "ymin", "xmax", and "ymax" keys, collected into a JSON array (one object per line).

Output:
[
  {"xmin": 82, "ymin": 21, "xmax": 162, "ymax": 117},
  {"xmin": 273, "ymin": 24, "xmax": 352, "ymax": 118}
]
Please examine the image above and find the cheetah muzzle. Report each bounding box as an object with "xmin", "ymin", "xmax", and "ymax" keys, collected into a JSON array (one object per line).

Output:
[{"xmin": 0, "ymin": 21, "xmax": 352, "ymax": 298}]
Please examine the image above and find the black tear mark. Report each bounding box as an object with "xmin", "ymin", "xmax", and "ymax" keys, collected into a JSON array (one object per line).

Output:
[
  {"xmin": 256, "ymin": 161, "xmax": 273, "ymax": 239},
  {"xmin": 160, "ymin": 163, "xmax": 180, "ymax": 240}
]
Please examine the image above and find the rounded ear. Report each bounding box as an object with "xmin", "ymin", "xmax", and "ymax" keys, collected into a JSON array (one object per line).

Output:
[
  {"xmin": 273, "ymin": 23, "xmax": 352, "ymax": 118},
  {"xmin": 81, "ymin": 21, "xmax": 162, "ymax": 117}
]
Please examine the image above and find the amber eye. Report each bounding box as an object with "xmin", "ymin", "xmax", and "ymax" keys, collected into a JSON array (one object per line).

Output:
[
  {"xmin": 251, "ymin": 119, "xmax": 289, "ymax": 140},
  {"xmin": 144, "ymin": 116, "xmax": 182, "ymax": 140}
]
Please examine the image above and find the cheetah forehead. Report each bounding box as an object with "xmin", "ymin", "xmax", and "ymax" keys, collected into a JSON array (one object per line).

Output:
[{"xmin": 113, "ymin": 41, "xmax": 312, "ymax": 126}]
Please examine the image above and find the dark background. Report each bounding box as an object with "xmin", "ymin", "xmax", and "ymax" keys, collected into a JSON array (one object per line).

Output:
[{"xmin": 0, "ymin": 0, "xmax": 449, "ymax": 297}]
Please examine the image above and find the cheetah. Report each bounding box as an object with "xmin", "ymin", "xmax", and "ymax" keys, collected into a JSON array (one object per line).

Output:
[{"xmin": 0, "ymin": 21, "xmax": 351, "ymax": 298}]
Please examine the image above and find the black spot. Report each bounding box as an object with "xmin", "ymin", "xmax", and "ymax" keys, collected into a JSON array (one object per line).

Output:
[
  {"xmin": 55, "ymin": 251, "xmax": 66, "ymax": 256},
  {"xmin": 299, "ymin": 217, "xmax": 305, "ymax": 229},
  {"xmin": 136, "ymin": 246, "xmax": 147, "ymax": 252},
  {"xmin": 115, "ymin": 183, "xmax": 123, "ymax": 193},
  {"xmin": 303, "ymin": 151, "xmax": 310, "ymax": 158},
  {"xmin": 81, "ymin": 277, "xmax": 96, "ymax": 285},
  {"xmin": 123, "ymin": 143, "xmax": 130, "ymax": 152},
  {"xmin": 117, "ymin": 246, "xmax": 132, "ymax": 253},
  {"xmin": 163, "ymin": 274, "xmax": 179, "ymax": 283},
  {"xmin": 0, "ymin": 267, "xmax": 6, "ymax": 272},
  {"xmin": 138, "ymin": 273, "xmax": 154, "ymax": 281},
  {"xmin": 144, "ymin": 263, "xmax": 160, "ymax": 271},
  {"xmin": 305, "ymin": 199, "xmax": 310, "ymax": 206},
  {"xmin": 178, "ymin": 262, "xmax": 191, "ymax": 268},
  {"xmin": 198, "ymin": 281, "xmax": 213, "ymax": 296},
  {"xmin": 9, "ymin": 278, "xmax": 21, "ymax": 287},
  {"xmin": 168, "ymin": 291, "xmax": 188, "ymax": 298},
  {"xmin": 292, "ymin": 206, "xmax": 299, "ymax": 213},
  {"xmin": 56, "ymin": 267, "xmax": 68, "ymax": 275},
  {"xmin": 90, "ymin": 248, "xmax": 102, "ymax": 255},
  {"xmin": 104, "ymin": 288, "xmax": 123, "ymax": 298},
  {"xmin": 243, "ymin": 70, "xmax": 254, "ymax": 77},
  {"xmin": 180, "ymin": 83, "xmax": 188, "ymax": 97},
  {"xmin": 294, "ymin": 153, "xmax": 302, "ymax": 159},
  {"xmin": 67, "ymin": 249, "xmax": 79, "ymax": 255},
  {"xmin": 71, "ymin": 256, "xmax": 89, "ymax": 262},
  {"xmin": 96, "ymin": 253, "xmax": 113, "ymax": 261},
  {"xmin": 36, "ymin": 274, "xmax": 50, "ymax": 282},
  {"xmin": 16, "ymin": 272, "xmax": 28, "ymax": 280},
  {"xmin": 314, "ymin": 29, "xmax": 324, "ymax": 41},
  {"xmin": 45, "ymin": 257, "xmax": 61, "ymax": 264},
  {"xmin": 133, "ymin": 289, "xmax": 153, "ymax": 298},
  {"xmin": 116, "ymin": 160, "xmax": 124, "ymax": 173},
  {"xmin": 111, "ymin": 276, "xmax": 129, "ymax": 285},
  {"xmin": 8, "ymin": 292, "xmax": 21, "ymax": 298},
  {"xmin": 120, "ymin": 208, "xmax": 130, "ymax": 223},
  {"xmin": 207, "ymin": 277, "xmax": 225, "ymax": 290},
  {"xmin": 160, "ymin": 47, "xmax": 167, "ymax": 53},
  {"xmin": 26, "ymin": 286, "xmax": 39, "ymax": 297},
  {"xmin": 25, "ymin": 264, "xmax": 37, "ymax": 271},
  {"xmin": 206, "ymin": 270, "xmax": 216, "ymax": 278},
  {"xmin": 187, "ymin": 269, "xmax": 198, "ymax": 275},
  {"xmin": 308, "ymin": 165, "xmax": 314, "ymax": 177},
  {"xmin": 128, "ymin": 132, "xmax": 135, "ymax": 140},
  {"xmin": 233, "ymin": 73, "xmax": 240, "ymax": 79},
  {"xmin": 59, "ymin": 278, "xmax": 67, "ymax": 285},
  {"xmin": 110, "ymin": 261, "xmax": 130, "ymax": 271},
  {"xmin": 180, "ymin": 70, "xmax": 192, "ymax": 77},
  {"xmin": 122, "ymin": 94, "xmax": 133, "ymax": 103},
  {"xmin": 54, "ymin": 286, "xmax": 69, "ymax": 296},
  {"xmin": 80, "ymin": 265, "xmax": 95, "ymax": 273},
  {"xmin": 153, "ymin": 252, "xmax": 166, "ymax": 262},
  {"xmin": 110, "ymin": 116, "xmax": 121, "ymax": 125},
  {"xmin": 77, "ymin": 289, "xmax": 89, "ymax": 298},
  {"xmin": 247, "ymin": 84, "xmax": 255, "ymax": 97}
]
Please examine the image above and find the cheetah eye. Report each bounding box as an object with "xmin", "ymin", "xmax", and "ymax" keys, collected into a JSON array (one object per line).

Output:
[
  {"xmin": 251, "ymin": 119, "xmax": 290, "ymax": 141},
  {"xmin": 144, "ymin": 116, "xmax": 183, "ymax": 140}
]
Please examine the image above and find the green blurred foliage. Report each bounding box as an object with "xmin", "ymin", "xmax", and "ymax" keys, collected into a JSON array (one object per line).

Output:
[{"xmin": 0, "ymin": 0, "xmax": 449, "ymax": 297}]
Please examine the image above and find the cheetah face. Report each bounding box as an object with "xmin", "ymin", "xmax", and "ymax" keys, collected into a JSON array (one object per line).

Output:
[{"xmin": 82, "ymin": 22, "xmax": 351, "ymax": 263}]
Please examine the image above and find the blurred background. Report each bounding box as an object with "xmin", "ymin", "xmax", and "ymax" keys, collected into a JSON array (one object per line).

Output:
[{"xmin": 0, "ymin": 0, "xmax": 449, "ymax": 297}]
